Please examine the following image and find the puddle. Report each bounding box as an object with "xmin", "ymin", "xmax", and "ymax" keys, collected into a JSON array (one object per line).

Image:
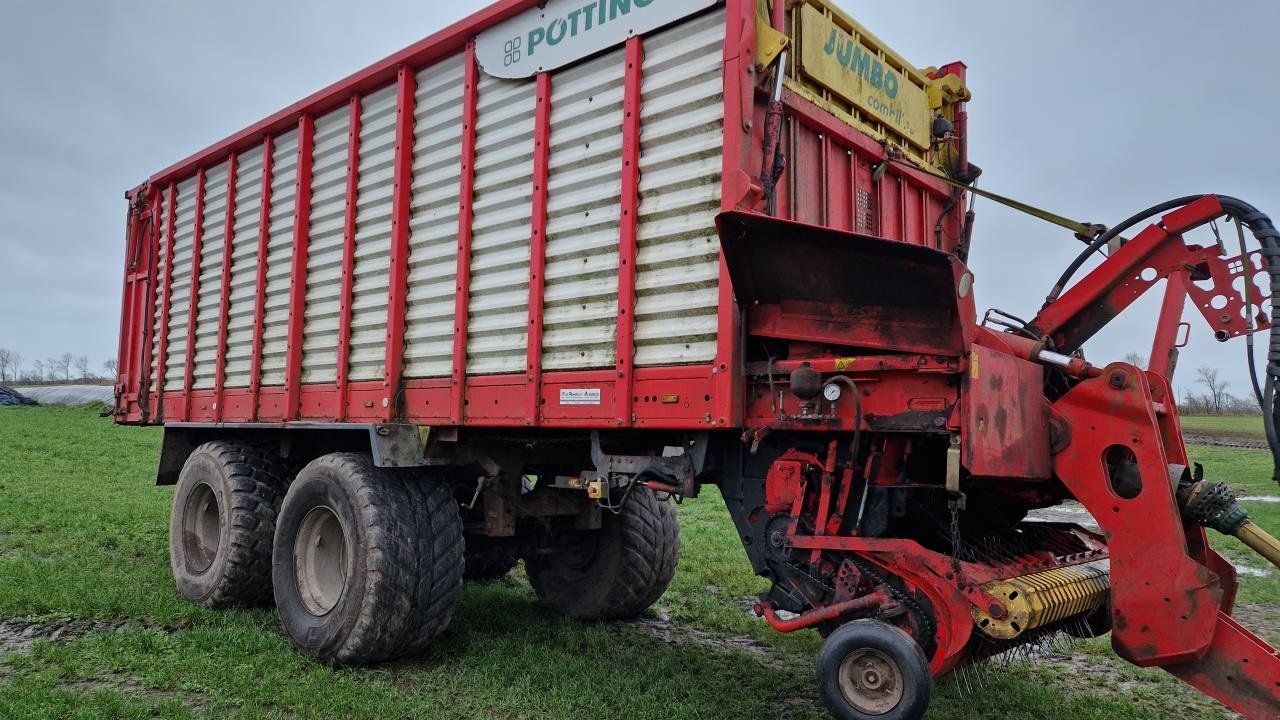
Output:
[
  {"xmin": 1239, "ymin": 495, "xmax": 1280, "ymax": 503},
  {"xmin": 61, "ymin": 670, "xmax": 208, "ymax": 712},
  {"xmin": 0, "ymin": 620, "xmax": 101, "ymax": 654},
  {"xmin": 0, "ymin": 618, "xmax": 178, "ymax": 656},
  {"xmin": 627, "ymin": 607, "xmax": 788, "ymax": 670}
]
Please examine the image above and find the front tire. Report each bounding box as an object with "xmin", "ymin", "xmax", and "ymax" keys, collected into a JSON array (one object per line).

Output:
[
  {"xmin": 817, "ymin": 619, "xmax": 933, "ymax": 720},
  {"xmin": 524, "ymin": 486, "xmax": 678, "ymax": 620},
  {"xmin": 169, "ymin": 441, "xmax": 292, "ymax": 608},
  {"xmin": 272, "ymin": 453, "xmax": 463, "ymax": 665}
]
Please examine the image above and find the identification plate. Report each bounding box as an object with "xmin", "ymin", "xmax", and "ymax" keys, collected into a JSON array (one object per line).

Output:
[
  {"xmin": 476, "ymin": 0, "xmax": 719, "ymax": 79},
  {"xmin": 559, "ymin": 388, "xmax": 603, "ymax": 406}
]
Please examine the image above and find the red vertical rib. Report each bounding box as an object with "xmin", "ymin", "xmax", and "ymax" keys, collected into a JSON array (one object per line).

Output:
[
  {"xmin": 712, "ymin": 0, "xmax": 752, "ymax": 429},
  {"xmin": 525, "ymin": 72, "xmax": 553, "ymax": 425},
  {"xmin": 337, "ymin": 95, "xmax": 362, "ymax": 420},
  {"xmin": 615, "ymin": 37, "xmax": 644, "ymax": 426},
  {"xmin": 182, "ymin": 168, "xmax": 208, "ymax": 421},
  {"xmin": 284, "ymin": 115, "xmax": 316, "ymax": 420},
  {"xmin": 248, "ymin": 137, "xmax": 275, "ymax": 420},
  {"xmin": 153, "ymin": 182, "xmax": 178, "ymax": 419},
  {"xmin": 450, "ymin": 43, "xmax": 480, "ymax": 424},
  {"xmin": 212, "ymin": 152, "xmax": 239, "ymax": 422},
  {"xmin": 136, "ymin": 185, "xmax": 164, "ymax": 421},
  {"xmin": 384, "ymin": 67, "xmax": 417, "ymax": 422}
]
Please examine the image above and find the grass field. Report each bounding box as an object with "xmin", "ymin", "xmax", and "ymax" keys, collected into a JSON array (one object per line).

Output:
[
  {"xmin": 0, "ymin": 406, "xmax": 1275, "ymax": 719},
  {"xmin": 1180, "ymin": 414, "xmax": 1267, "ymax": 441}
]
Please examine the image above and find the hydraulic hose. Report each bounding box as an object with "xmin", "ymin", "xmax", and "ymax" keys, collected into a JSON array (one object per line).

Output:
[
  {"xmin": 1217, "ymin": 195, "xmax": 1280, "ymax": 485},
  {"xmin": 1044, "ymin": 195, "xmax": 1203, "ymax": 306},
  {"xmin": 1046, "ymin": 194, "xmax": 1280, "ymax": 484}
]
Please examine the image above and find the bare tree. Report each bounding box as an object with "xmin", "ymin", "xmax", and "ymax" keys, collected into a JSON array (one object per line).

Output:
[
  {"xmin": 1122, "ymin": 352, "xmax": 1147, "ymax": 369},
  {"xmin": 0, "ymin": 348, "xmax": 21, "ymax": 382},
  {"xmin": 74, "ymin": 355, "xmax": 92, "ymax": 381},
  {"xmin": 31, "ymin": 359, "xmax": 45, "ymax": 382},
  {"xmin": 60, "ymin": 352, "xmax": 74, "ymax": 381},
  {"xmin": 1196, "ymin": 365, "xmax": 1230, "ymax": 415},
  {"xmin": 46, "ymin": 355, "xmax": 69, "ymax": 383},
  {"xmin": 103, "ymin": 358, "xmax": 119, "ymax": 377}
]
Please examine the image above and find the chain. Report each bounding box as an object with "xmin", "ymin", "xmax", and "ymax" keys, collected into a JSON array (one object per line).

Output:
[
  {"xmin": 785, "ymin": 558, "xmax": 835, "ymax": 595},
  {"xmin": 851, "ymin": 555, "xmax": 938, "ymax": 655},
  {"xmin": 785, "ymin": 554, "xmax": 937, "ymax": 653},
  {"xmin": 947, "ymin": 492, "xmax": 967, "ymax": 576}
]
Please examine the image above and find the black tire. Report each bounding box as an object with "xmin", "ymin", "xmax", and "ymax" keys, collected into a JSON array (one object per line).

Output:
[
  {"xmin": 524, "ymin": 487, "xmax": 678, "ymax": 620},
  {"xmin": 272, "ymin": 453, "xmax": 463, "ymax": 665},
  {"xmin": 463, "ymin": 537, "xmax": 520, "ymax": 582},
  {"xmin": 817, "ymin": 619, "xmax": 933, "ymax": 720},
  {"xmin": 169, "ymin": 440, "xmax": 292, "ymax": 608}
]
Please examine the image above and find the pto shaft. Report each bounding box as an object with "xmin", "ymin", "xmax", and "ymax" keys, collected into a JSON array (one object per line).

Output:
[
  {"xmin": 1180, "ymin": 481, "xmax": 1280, "ymax": 572},
  {"xmin": 1236, "ymin": 520, "xmax": 1280, "ymax": 571}
]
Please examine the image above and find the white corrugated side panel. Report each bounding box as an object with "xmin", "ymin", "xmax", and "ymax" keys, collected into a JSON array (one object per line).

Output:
[
  {"xmin": 347, "ymin": 84, "xmax": 398, "ymax": 382},
  {"xmin": 149, "ymin": 190, "xmax": 170, "ymax": 392},
  {"xmin": 191, "ymin": 160, "xmax": 230, "ymax": 390},
  {"xmin": 633, "ymin": 9, "xmax": 725, "ymax": 367},
  {"xmin": 164, "ymin": 177, "xmax": 199, "ymax": 391},
  {"xmin": 404, "ymin": 56, "xmax": 465, "ymax": 379},
  {"xmin": 466, "ymin": 72, "xmax": 537, "ymax": 376},
  {"xmin": 300, "ymin": 109, "xmax": 350, "ymax": 385},
  {"xmin": 540, "ymin": 48, "xmax": 626, "ymax": 371},
  {"xmin": 259, "ymin": 130, "xmax": 300, "ymax": 387},
  {"xmin": 223, "ymin": 146, "xmax": 265, "ymax": 388}
]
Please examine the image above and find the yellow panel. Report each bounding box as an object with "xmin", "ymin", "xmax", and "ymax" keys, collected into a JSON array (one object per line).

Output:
[{"xmin": 797, "ymin": 3, "xmax": 931, "ymax": 149}]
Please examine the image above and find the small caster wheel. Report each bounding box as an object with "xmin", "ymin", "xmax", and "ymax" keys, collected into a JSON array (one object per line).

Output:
[{"xmin": 817, "ymin": 619, "xmax": 932, "ymax": 720}]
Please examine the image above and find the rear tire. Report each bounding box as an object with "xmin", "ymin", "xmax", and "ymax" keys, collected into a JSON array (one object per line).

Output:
[
  {"xmin": 524, "ymin": 487, "xmax": 678, "ymax": 620},
  {"xmin": 272, "ymin": 453, "xmax": 463, "ymax": 665},
  {"xmin": 817, "ymin": 619, "xmax": 932, "ymax": 720},
  {"xmin": 169, "ymin": 441, "xmax": 292, "ymax": 608}
]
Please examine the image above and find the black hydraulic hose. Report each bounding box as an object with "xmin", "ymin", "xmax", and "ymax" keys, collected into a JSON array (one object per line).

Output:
[
  {"xmin": 1044, "ymin": 195, "xmax": 1204, "ymax": 307},
  {"xmin": 1236, "ymin": 218, "xmax": 1265, "ymax": 406},
  {"xmin": 1217, "ymin": 195, "xmax": 1280, "ymax": 485},
  {"xmin": 1044, "ymin": 193, "xmax": 1280, "ymax": 485}
]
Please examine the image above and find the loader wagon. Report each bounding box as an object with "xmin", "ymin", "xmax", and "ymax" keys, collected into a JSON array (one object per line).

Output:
[{"xmin": 114, "ymin": 1, "xmax": 1280, "ymax": 718}]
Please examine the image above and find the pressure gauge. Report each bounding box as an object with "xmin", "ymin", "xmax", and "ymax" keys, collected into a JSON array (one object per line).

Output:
[{"xmin": 822, "ymin": 383, "xmax": 842, "ymax": 402}]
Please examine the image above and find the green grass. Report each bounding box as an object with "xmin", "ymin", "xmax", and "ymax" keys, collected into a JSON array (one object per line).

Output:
[
  {"xmin": 0, "ymin": 406, "xmax": 1273, "ymax": 719},
  {"xmin": 1180, "ymin": 414, "xmax": 1267, "ymax": 440}
]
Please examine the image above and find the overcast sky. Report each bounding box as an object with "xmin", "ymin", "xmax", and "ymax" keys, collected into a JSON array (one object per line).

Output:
[{"xmin": 2, "ymin": 0, "xmax": 1277, "ymax": 402}]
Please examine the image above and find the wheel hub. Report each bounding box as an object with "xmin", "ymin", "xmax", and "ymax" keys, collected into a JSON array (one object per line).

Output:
[
  {"xmin": 182, "ymin": 482, "xmax": 221, "ymax": 573},
  {"xmin": 838, "ymin": 648, "xmax": 903, "ymax": 715},
  {"xmin": 294, "ymin": 506, "xmax": 350, "ymax": 616}
]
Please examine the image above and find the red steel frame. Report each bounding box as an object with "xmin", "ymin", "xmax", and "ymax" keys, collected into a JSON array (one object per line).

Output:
[
  {"xmin": 115, "ymin": 184, "xmax": 159, "ymax": 419},
  {"xmin": 118, "ymin": 0, "xmax": 966, "ymax": 432},
  {"xmin": 180, "ymin": 169, "xmax": 208, "ymax": 420},
  {"xmin": 383, "ymin": 67, "xmax": 417, "ymax": 421},
  {"xmin": 615, "ymin": 37, "xmax": 642, "ymax": 427},
  {"xmin": 526, "ymin": 72, "xmax": 553, "ymax": 426},
  {"xmin": 152, "ymin": 183, "xmax": 179, "ymax": 419},
  {"xmin": 449, "ymin": 42, "xmax": 480, "ymax": 425},
  {"xmin": 283, "ymin": 116, "xmax": 316, "ymax": 421},
  {"xmin": 248, "ymin": 138, "xmax": 275, "ymax": 421},
  {"xmin": 336, "ymin": 95, "xmax": 363, "ymax": 420},
  {"xmin": 212, "ymin": 153, "xmax": 239, "ymax": 422}
]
